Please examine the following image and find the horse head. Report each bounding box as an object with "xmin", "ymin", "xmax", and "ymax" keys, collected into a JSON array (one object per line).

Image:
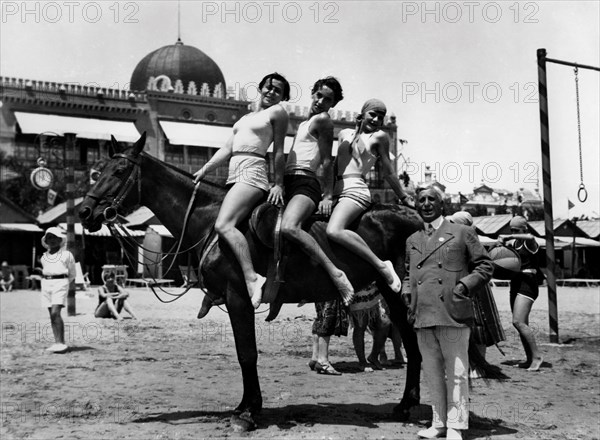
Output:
[{"xmin": 79, "ymin": 132, "xmax": 146, "ymax": 232}]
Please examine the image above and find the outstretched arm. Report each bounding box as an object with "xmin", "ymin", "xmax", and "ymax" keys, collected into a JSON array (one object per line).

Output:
[{"xmin": 193, "ymin": 136, "xmax": 233, "ymax": 183}]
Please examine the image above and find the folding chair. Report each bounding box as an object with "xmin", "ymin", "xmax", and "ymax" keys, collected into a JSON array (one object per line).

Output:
[
  {"xmin": 179, "ymin": 266, "xmax": 199, "ymax": 288},
  {"xmin": 75, "ymin": 262, "xmax": 90, "ymax": 291}
]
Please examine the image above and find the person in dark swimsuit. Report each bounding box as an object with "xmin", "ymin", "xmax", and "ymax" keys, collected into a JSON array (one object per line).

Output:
[
  {"xmin": 95, "ymin": 272, "xmax": 138, "ymax": 320},
  {"xmin": 498, "ymin": 215, "xmax": 543, "ymax": 371}
]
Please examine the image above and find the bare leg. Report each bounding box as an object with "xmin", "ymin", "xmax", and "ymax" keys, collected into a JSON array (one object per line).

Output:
[
  {"xmin": 48, "ymin": 305, "xmax": 65, "ymax": 344},
  {"xmin": 367, "ymin": 324, "xmax": 387, "ymax": 370},
  {"xmin": 512, "ymin": 295, "xmax": 543, "ymax": 371},
  {"xmin": 215, "ymin": 183, "xmax": 266, "ymax": 308},
  {"xmin": 121, "ymin": 300, "xmax": 138, "ymax": 320},
  {"xmin": 352, "ymin": 323, "xmax": 371, "ymax": 371},
  {"xmin": 326, "ymin": 199, "xmax": 401, "ymax": 292},
  {"xmin": 316, "ymin": 335, "xmax": 331, "ymax": 364},
  {"xmin": 105, "ymin": 298, "xmax": 122, "ymax": 320},
  {"xmin": 311, "ymin": 334, "xmax": 319, "ymax": 361},
  {"xmin": 281, "ymin": 195, "xmax": 354, "ymax": 304},
  {"xmin": 389, "ymin": 323, "xmax": 406, "ymax": 363}
]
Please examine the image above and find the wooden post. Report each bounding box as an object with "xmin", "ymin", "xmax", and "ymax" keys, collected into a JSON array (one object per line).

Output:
[
  {"xmin": 65, "ymin": 133, "xmax": 77, "ymax": 316},
  {"xmin": 536, "ymin": 48, "xmax": 559, "ymax": 343}
]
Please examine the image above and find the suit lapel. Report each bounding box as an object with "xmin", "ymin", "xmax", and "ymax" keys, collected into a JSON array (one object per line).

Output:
[{"xmin": 417, "ymin": 220, "xmax": 456, "ymax": 266}]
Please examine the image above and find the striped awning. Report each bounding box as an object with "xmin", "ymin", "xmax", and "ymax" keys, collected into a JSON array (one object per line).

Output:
[
  {"xmin": 57, "ymin": 223, "xmax": 145, "ymax": 237},
  {"xmin": 0, "ymin": 223, "xmax": 43, "ymax": 232},
  {"xmin": 14, "ymin": 112, "xmax": 139, "ymax": 143},
  {"xmin": 159, "ymin": 120, "xmax": 232, "ymax": 148}
]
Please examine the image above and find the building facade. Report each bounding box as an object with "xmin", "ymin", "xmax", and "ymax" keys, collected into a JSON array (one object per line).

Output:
[{"xmin": 1, "ymin": 39, "xmax": 400, "ymax": 197}]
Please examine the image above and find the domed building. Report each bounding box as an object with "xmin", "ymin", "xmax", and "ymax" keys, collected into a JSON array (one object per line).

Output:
[{"xmin": 129, "ymin": 38, "xmax": 226, "ymax": 95}]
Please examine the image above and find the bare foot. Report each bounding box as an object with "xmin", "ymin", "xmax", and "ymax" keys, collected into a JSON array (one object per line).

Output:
[
  {"xmin": 332, "ymin": 271, "xmax": 355, "ymax": 305},
  {"xmin": 248, "ymin": 275, "xmax": 266, "ymax": 309},
  {"xmin": 382, "ymin": 261, "xmax": 401, "ymax": 293},
  {"xmin": 527, "ymin": 357, "xmax": 543, "ymax": 371}
]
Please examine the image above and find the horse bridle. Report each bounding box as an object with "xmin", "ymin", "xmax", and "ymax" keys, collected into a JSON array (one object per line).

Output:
[
  {"xmin": 85, "ymin": 151, "xmax": 205, "ymax": 293},
  {"xmin": 85, "ymin": 153, "xmax": 142, "ymax": 222}
]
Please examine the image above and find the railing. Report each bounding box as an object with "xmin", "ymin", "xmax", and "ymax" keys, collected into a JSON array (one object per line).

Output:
[{"xmin": 1, "ymin": 76, "xmax": 137, "ymax": 100}]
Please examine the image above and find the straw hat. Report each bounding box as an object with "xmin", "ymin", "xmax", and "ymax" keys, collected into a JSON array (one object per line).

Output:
[{"xmin": 41, "ymin": 226, "xmax": 66, "ymax": 249}]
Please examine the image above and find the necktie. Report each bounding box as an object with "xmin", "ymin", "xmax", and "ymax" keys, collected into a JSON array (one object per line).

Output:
[{"xmin": 426, "ymin": 224, "xmax": 434, "ymax": 236}]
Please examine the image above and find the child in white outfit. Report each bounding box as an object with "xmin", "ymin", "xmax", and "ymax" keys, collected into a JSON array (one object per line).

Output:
[{"xmin": 40, "ymin": 227, "xmax": 76, "ymax": 353}]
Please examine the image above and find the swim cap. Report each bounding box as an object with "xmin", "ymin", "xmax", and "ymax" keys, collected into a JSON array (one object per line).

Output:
[
  {"xmin": 361, "ymin": 98, "xmax": 387, "ymax": 115},
  {"xmin": 509, "ymin": 216, "xmax": 527, "ymax": 229},
  {"xmin": 449, "ymin": 211, "xmax": 474, "ymax": 226}
]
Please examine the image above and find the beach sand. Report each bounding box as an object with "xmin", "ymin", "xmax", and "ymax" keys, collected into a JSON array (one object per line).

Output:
[{"xmin": 1, "ymin": 284, "xmax": 598, "ymax": 439}]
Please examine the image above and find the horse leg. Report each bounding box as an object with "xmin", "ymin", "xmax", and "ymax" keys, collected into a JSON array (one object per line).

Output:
[
  {"xmin": 378, "ymin": 283, "xmax": 421, "ymax": 420},
  {"xmin": 226, "ymin": 283, "xmax": 262, "ymax": 431}
]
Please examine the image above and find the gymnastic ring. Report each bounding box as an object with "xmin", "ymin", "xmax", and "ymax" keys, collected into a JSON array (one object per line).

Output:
[{"xmin": 577, "ymin": 184, "xmax": 588, "ymax": 203}]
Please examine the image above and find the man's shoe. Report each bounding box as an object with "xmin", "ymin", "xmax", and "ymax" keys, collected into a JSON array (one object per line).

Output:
[
  {"xmin": 417, "ymin": 426, "xmax": 446, "ymax": 439},
  {"xmin": 47, "ymin": 343, "xmax": 68, "ymax": 353},
  {"xmin": 446, "ymin": 428, "xmax": 463, "ymax": 440},
  {"xmin": 54, "ymin": 343, "xmax": 68, "ymax": 353}
]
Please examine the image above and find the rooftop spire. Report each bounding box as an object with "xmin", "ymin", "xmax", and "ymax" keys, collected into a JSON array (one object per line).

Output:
[{"xmin": 177, "ymin": 0, "xmax": 181, "ymax": 43}]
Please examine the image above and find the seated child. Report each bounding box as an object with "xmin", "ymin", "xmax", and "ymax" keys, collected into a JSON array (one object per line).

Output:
[
  {"xmin": 94, "ymin": 272, "xmax": 138, "ymax": 320},
  {"xmin": 1, "ymin": 261, "xmax": 15, "ymax": 292}
]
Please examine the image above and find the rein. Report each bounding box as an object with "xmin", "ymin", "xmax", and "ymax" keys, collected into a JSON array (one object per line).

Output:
[
  {"xmin": 92, "ymin": 151, "xmax": 276, "ymax": 313},
  {"xmin": 96, "ymin": 152, "xmax": 209, "ymax": 302}
]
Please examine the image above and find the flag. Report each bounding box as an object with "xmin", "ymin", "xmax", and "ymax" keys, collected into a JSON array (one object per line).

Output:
[
  {"xmin": 568, "ymin": 199, "xmax": 575, "ymax": 210},
  {"xmin": 47, "ymin": 189, "xmax": 57, "ymax": 206}
]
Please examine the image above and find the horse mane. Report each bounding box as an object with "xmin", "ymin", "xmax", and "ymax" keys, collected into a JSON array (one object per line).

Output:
[{"xmin": 140, "ymin": 151, "xmax": 226, "ymax": 198}]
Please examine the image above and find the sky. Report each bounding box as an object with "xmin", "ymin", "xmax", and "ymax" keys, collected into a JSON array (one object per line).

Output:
[{"xmin": 1, "ymin": 0, "xmax": 598, "ymax": 219}]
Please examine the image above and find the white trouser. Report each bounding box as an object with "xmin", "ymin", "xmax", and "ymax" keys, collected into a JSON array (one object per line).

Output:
[{"xmin": 416, "ymin": 326, "xmax": 470, "ymax": 429}]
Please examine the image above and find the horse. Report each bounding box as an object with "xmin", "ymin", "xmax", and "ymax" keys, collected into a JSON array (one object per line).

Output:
[{"xmin": 79, "ymin": 132, "xmax": 424, "ymax": 430}]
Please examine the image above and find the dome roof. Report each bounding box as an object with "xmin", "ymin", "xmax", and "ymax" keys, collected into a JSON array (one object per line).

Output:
[{"xmin": 130, "ymin": 39, "xmax": 226, "ymax": 93}]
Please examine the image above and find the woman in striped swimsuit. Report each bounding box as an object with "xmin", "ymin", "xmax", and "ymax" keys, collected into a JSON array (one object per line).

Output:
[{"xmin": 193, "ymin": 73, "xmax": 290, "ymax": 308}]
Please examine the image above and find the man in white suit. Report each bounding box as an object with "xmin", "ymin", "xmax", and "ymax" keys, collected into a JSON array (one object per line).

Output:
[{"xmin": 403, "ymin": 185, "xmax": 493, "ymax": 440}]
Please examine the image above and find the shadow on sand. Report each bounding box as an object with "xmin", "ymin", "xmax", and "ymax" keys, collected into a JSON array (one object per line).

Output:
[{"xmin": 132, "ymin": 403, "xmax": 519, "ymax": 438}]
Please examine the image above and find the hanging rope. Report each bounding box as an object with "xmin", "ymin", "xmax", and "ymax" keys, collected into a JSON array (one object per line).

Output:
[{"xmin": 574, "ymin": 67, "xmax": 588, "ymax": 202}]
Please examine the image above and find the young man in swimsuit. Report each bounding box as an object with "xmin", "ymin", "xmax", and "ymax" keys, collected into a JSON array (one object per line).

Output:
[
  {"xmin": 326, "ymin": 99, "xmax": 412, "ymax": 294},
  {"xmin": 281, "ymin": 76, "xmax": 354, "ymax": 304},
  {"xmin": 194, "ymin": 73, "xmax": 289, "ymax": 310}
]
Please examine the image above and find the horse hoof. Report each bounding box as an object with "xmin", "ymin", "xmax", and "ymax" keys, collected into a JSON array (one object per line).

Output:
[
  {"xmin": 231, "ymin": 411, "xmax": 257, "ymax": 432},
  {"xmin": 392, "ymin": 398, "xmax": 419, "ymax": 421}
]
